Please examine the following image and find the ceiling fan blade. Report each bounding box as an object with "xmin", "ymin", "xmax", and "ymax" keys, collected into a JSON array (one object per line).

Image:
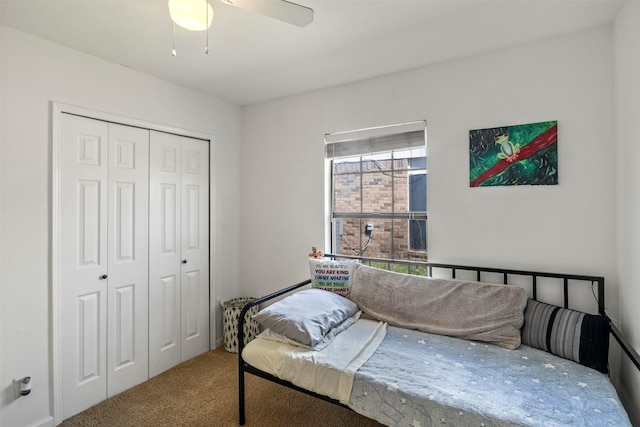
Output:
[{"xmin": 220, "ymin": 0, "xmax": 314, "ymax": 27}]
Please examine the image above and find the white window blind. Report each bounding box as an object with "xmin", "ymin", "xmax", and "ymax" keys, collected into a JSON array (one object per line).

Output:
[{"xmin": 325, "ymin": 121, "xmax": 426, "ymax": 158}]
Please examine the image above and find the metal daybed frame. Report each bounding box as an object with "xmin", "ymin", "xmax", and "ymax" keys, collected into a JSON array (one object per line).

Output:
[{"xmin": 237, "ymin": 257, "xmax": 640, "ymax": 425}]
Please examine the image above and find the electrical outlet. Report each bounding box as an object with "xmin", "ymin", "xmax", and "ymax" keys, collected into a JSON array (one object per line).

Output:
[
  {"xmin": 365, "ymin": 222, "xmax": 374, "ymax": 236},
  {"xmin": 13, "ymin": 377, "xmax": 31, "ymax": 398}
]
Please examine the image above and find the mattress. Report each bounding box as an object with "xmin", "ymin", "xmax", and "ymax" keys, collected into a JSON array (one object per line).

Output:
[
  {"xmin": 242, "ymin": 318, "xmax": 387, "ymax": 403},
  {"xmin": 243, "ymin": 319, "xmax": 631, "ymax": 427},
  {"xmin": 350, "ymin": 326, "xmax": 631, "ymax": 427}
]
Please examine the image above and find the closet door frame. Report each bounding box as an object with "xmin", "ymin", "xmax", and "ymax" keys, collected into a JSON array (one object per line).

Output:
[{"xmin": 51, "ymin": 102, "xmax": 216, "ymax": 425}]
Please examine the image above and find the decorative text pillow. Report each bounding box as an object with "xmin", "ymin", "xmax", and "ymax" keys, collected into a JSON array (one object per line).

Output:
[
  {"xmin": 309, "ymin": 258, "xmax": 358, "ymax": 296},
  {"xmin": 521, "ymin": 299, "xmax": 610, "ymax": 373}
]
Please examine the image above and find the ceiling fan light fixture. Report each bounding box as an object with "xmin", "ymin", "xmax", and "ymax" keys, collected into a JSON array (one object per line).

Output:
[{"xmin": 168, "ymin": 0, "xmax": 214, "ymax": 31}]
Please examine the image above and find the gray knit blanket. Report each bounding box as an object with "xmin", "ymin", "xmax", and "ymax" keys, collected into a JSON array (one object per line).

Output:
[{"xmin": 348, "ymin": 264, "xmax": 527, "ymax": 349}]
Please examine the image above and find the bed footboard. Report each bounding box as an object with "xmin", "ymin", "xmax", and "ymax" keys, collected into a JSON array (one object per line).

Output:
[{"xmin": 237, "ymin": 278, "xmax": 312, "ymax": 425}]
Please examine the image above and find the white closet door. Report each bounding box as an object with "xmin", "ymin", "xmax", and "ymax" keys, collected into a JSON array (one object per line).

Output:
[
  {"xmin": 60, "ymin": 115, "xmax": 150, "ymax": 419},
  {"xmin": 180, "ymin": 137, "xmax": 210, "ymax": 361},
  {"xmin": 149, "ymin": 131, "xmax": 182, "ymax": 377},
  {"xmin": 60, "ymin": 114, "xmax": 109, "ymax": 418},
  {"xmin": 106, "ymin": 123, "xmax": 149, "ymax": 397},
  {"xmin": 149, "ymin": 132, "xmax": 209, "ymax": 377}
]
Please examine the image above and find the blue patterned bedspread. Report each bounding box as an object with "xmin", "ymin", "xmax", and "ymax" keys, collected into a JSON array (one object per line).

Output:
[{"xmin": 349, "ymin": 326, "xmax": 631, "ymax": 427}]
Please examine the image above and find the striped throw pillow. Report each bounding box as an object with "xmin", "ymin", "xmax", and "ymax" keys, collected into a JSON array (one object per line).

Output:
[{"xmin": 521, "ymin": 299, "xmax": 610, "ymax": 373}]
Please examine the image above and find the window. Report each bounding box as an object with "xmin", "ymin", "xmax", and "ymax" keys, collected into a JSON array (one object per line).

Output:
[
  {"xmin": 408, "ymin": 158, "xmax": 427, "ymax": 252},
  {"xmin": 326, "ymin": 122, "xmax": 427, "ymax": 262}
]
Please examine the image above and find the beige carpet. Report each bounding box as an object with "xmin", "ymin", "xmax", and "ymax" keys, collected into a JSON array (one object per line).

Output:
[{"xmin": 61, "ymin": 347, "xmax": 382, "ymax": 426}]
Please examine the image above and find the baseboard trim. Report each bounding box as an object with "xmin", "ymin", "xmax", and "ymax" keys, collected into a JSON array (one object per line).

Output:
[{"xmin": 26, "ymin": 416, "xmax": 54, "ymax": 427}]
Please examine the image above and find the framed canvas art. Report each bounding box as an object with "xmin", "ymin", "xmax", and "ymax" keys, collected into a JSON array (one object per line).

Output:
[{"xmin": 469, "ymin": 120, "xmax": 558, "ymax": 187}]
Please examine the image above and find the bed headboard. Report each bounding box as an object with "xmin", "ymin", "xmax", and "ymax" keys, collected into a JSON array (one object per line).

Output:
[
  {"xmin": 426, "ymin": 262, "xmax": 605, "ymax": 315},
  {"xmin": 322, "ymin": 254, "xmax": 639, "ymax": 371},
  {"xmin": 326, "ymin": 254, "xmax": 604, "ymax": 313}
]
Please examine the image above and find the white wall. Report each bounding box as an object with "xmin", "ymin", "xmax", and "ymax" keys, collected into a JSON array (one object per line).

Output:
[
  {"xmin": 615, "ymin": 0, "xmax": 640, "ymax": 422},
  {"xmin": 241, "ymin": 25, "xmax": 616, "ymax": 291},
  {"xmin": 0, "ymin": 26, "xmax": 243, "ymax": 427},
  {"xmin": 241, "ymin": 24, "xmax": 638, "ymax": 421}
]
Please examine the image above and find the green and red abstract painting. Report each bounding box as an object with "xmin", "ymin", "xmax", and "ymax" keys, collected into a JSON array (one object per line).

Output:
[{"xmin": 469, "ymin": 121, "xmax": 558, "ymax": 187}]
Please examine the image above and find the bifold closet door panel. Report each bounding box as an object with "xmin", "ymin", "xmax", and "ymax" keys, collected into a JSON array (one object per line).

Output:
[
  {"xmin": 106, "ymin": 123, "xmax": 150, "ymax": 397},
  {"xmin": 149, "ymin": 131, "xmax": 182, "ymax": 377},
  {"xmin": 149, "ymin": 131, "xmax": 210, "ymax": 377},
  {"xmin": 60, "ymin": 114, "xmax": 109, "ymax": 418},
  {"xmin": 180, "ymin": 137, "xmax": 210, "ymax": 362}
]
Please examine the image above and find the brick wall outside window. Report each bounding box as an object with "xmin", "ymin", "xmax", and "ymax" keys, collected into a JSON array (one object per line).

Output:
[{"xmin": 333, "ymin": 159, "xmax": 427, "ymax": 261}]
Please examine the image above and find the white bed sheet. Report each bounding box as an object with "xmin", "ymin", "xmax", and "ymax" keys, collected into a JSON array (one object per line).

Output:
[{"xmin": 242, "ymin": 318, "xmax": 387, "ymax": 403}]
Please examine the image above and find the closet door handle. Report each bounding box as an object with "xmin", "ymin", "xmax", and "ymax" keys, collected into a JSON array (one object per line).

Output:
[
  {"xmin": 99, "ymin": 274, "xmax": 108, "ymax": 280},
  {"xmin": 181, "ymin": 260, "xmax": 187, "ymax": 264}
]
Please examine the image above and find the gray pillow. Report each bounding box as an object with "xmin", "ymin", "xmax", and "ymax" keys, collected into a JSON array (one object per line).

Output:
[{"xmin": 253, "ymin": 288, "xmax": 359, "ymax": 347}]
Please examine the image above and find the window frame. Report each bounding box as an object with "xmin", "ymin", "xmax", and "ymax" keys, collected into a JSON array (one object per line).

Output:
[{"xmin": 325, "ymin": 122, "xmax": 427, "ymax": 262}]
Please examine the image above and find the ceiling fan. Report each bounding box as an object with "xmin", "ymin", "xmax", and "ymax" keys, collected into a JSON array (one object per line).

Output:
[
  {"xmin": 219, "ymin": 0, "xmax": 314, "ymax": 27},
  {"xmin": 168, "ymin": 0, "xmax": 313, "ymax": 55},
  {"xmin": 169, "ymin": 0, "xmax": 313, "ymax": 32}
]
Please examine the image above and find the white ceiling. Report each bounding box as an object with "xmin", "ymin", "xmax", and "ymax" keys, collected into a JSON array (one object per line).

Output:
[{"xmin": 0, "ymin": 0, "xmax": 624, "ymax": 106}]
